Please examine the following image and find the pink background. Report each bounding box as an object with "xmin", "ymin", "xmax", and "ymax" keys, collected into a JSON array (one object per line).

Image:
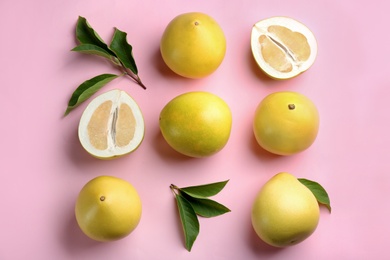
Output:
[{"xmin": 1, "ymin": 0, "xmax": 389, "ymax": 259}]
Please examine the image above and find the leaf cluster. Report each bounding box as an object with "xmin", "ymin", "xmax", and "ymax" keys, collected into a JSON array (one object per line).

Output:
[
  {"xmin": 64, "ymin": 16, "xmax": 145, "ymax": 116},
  {"xmin": 170, "ymin": 180, "xmax": 231, "ymax": 252}
]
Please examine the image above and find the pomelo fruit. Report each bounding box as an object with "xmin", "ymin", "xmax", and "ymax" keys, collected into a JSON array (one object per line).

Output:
[
  {"xmin": 251, "ymin": 16, "xmax": 317, "ymax": 79},
  {"xmin": 159, "ymin": 91, "xmax": 232, "ymax": 158},
  {"xmin": 253, "ymin": 91, "xmax": 319, "ymax": 155},
  {"xmin": 75, "ymin": 175, "xmax": 142, "ymax": 242},
  {"xmin": 78, "ymin": 89, "xmax": 145, "ymax": 159},
  {"xmin": 251, "ymin": 172, "xmax": 320, "ymax": 247},
  {"xmin": 160, "ymin": 12, "xmax": 226, "ymax": 78}
]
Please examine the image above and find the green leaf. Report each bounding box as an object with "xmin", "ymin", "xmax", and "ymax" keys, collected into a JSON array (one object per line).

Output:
[
  {"xmin": 298, "ymin": 178, "xmax": 332, "ymax": 213},
  {"xmin": 175, "ymin": 194, "xmax": 199, "ymax": 252},
  {"xmin": 71, "ymin": 44, "xmax": 118, "ymax": 62},
  {"xmin": 64, "ymin": 74, "xmax": 119, "ymax": 116},
  {"xmin": 109, "ymin": 28, "xmax": 138, "ymax": 74},
  {"xmin": 75, "ymin": 16, "xmax": 115, "ymax": 56},
  {"xmin": 180, "ymin": 180, "xmax": 229, "ymax": 199},
  {"xmin": 180, "ymin": 192, "xmax": 231, "ymax": 218}
]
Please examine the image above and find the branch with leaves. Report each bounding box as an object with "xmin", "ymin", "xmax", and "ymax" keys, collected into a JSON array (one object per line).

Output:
[
  {"xmin": 170, "ymin": 180, "xmax": 231, "ymax": 252},
  {"xmin": 65, "ymin": 16, "xmax": 145, "ymax": 116}
]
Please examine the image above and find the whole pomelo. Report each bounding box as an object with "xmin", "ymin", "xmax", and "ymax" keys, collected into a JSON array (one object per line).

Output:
[
  {"xmin": 159, "ymin": 91, "xmax": 232, "ymax": 158},
  {"xmin": 75, "ymin": 176, "xmax": 142, "ymax": 242},
  {"xmin": 253, "ymin": 91, "xmax": 319, "ymax": 155},
  {"xmin": 160, "ymin": 12, "xmax": 226, "ymax": 78},
  {"xmin": 251, "ymin": 172, "xmax": 320, "ymax": 247}
]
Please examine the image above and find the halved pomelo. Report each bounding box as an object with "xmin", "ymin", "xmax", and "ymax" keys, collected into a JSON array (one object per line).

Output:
[
  {"xmin": 78, "ymin": 89, "xmax": 145, "ymax": 159},
  {"xmin": 251, "ymin": 16, "xmax": 317, "ymax": 79}
]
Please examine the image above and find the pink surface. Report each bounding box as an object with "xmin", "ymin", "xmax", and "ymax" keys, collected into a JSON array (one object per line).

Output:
[{"xmin": 1, "ymin": 0, "xmax": 389, "ymax": 259}]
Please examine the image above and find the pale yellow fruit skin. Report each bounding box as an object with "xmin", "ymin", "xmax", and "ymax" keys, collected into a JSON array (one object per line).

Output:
[
  {"xmin": 75, "ymin": 176, "xmax": 142, "ymax": 242},
  {"xmin": 159, "ymin": 91, "xmax": 232, "ymax": 158},
  {"xmin": 160, "ymin": 12, "xmax": 226, "ymax": 78},
  {"xmin": 251, "ymin": 172, "xmax": 320, "ymax": 247},
  {"xmin": 253, "ymin": 91, "xmax": 319, "ymax": 155}
]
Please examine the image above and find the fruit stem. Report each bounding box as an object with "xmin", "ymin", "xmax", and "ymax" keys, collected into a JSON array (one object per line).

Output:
[{"xmin": 288, "ymin": 104, "xmax": 295, "ymax": 110}]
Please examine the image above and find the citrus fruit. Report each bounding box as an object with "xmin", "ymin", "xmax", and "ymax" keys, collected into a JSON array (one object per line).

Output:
[
  {"xmin": 251, "ymin": 16, "xmax": 317, "ymax": 79},
  {"xmin": 78, "ymin": 89, "xmax": 145, "ymax": 159},
  {"xmin": 160, "ymin": 12, "xmax": 226, "ymax": 78},
  {"xmin": 75, "ymin": 175, "xmax": 142, "ymax": 242},
  {"xmin": 251, "ymin": 172, "xmax": 320, "ymax": 247},
  {"xmin": 159, "ymin": 91, "xmax": 232, "ymax": 158},
  {"xmin": 253, "ymin": 91, "xmax": 319, "ymax": 155}
]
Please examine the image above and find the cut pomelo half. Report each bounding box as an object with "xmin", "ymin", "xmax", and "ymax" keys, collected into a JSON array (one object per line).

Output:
[
  {"xmin": 78, "ymin": 89, "xmax": 145, "ymax": 159},
  {"xmin": 251, "ymin": 16, "xmax": 317, "ymax": 79}
]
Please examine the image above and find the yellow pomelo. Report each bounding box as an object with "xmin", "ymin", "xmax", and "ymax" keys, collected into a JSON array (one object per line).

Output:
[
  {"xmin": 78, "ymin": 89, "xmax": 145, "ymax": 159},
  {"xmin": 160, "ymin": 12, "xmax": 226, "ymax": 78},
  {"xmin": 253, "ymin": 91, "xmax": 319, "ymax": 155},
  {"xmin": 159, "ymin": 91, "xmax": 232, "ymax": 158},
  {"xmin": 75, "ymin": 175, "xmax": 142, "ymax": 242},
  {"xmin": 251, "ymin": 16, "xmax": 317, "ymax": 79},
  {"xmin": 251, "ymin": 172, "xmax": 320, "ymax": 247}
]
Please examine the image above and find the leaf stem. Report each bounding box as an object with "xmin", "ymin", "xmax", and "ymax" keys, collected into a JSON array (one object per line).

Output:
[
  {"xmin": 113, "ymin": 60, "xmax": 146, "ymax": 90},
  {"xmin": 170, "ymin": 184, "xmax": 180, "ymax": 195},
  {"xmin": 124, "ymin": 69, "xmax": 146, "ymax": 90}
]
